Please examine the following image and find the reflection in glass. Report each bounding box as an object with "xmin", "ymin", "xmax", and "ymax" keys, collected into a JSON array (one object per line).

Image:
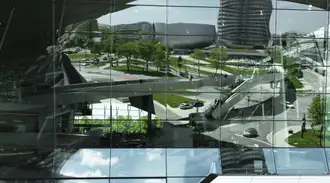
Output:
[
  {"xmin": 4, "ymin": 0, "xmax": 330, "ymax": 182},
  {"xmin": 274, "ymin": 148, "xmax": 329, "ymax": 174}
]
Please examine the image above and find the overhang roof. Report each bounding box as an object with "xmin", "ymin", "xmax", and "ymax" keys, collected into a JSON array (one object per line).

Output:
[
  {"xmin": 0, "ymin": 0, "xmax": 133, "ymax": 65},
  {"xmin": 281, "ymin": 0, "xmax": 329, "ymax": 10}
]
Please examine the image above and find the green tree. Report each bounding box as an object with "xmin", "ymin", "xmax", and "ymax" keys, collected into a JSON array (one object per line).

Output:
[
  {"xmin": 136, "ymin": 39, "xmax": 157, "ymax": 71},
  {"xmin": 192, "ymin": 49, "xmax": 205, "ymax": 60},
  {"xmin": 74, "ymin": 36, "xmax": 85, "ymax": 47},
  {"xmin": 192, "ymin": 49, "xmax": 205, "ymax": 76},
  {"xmin": 90, "ymin": 42, "xmax": 102, "ymax": 56},
  {"xmin": 210, "ymin": 48, "xmax": 228, "ymax": 75},
  {"xmin": 117, "ymin": 42, "xmax": 137, "ymax": 71},
  {"xmin": 86, "ymin": 39, "xmax": 94, "ymax": 49},
  {"xmin": 154, "ymin": 43, "xmax": 166, "ymax": 71},
  {"xmin": 308, "ymin": 95, "xmax": 325, "ymax": 128}
]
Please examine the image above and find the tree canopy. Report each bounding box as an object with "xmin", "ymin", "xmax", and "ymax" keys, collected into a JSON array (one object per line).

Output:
[
  {"xmin": 136, "ymin": 39, "xmax": 157, "ymax": 71},
  {"xmin": 192, "ymin": 49, "xmax": 205, "ymax": 60},
  {"xmin": 210, "ymin": 48, "xmax": 228, "ymax": 75},
  {"xmin": 308, "ymin": 95, "xmax": 326, "ymax": 127},
  {"xmin": 117, "ymin": 41, "xmax": 138, "ymax": 71}
]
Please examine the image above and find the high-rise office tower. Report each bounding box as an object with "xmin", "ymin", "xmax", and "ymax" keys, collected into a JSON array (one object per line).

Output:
[{"xmin": 218, "ymin": 0, "xmax": 273, "ymax": 46}]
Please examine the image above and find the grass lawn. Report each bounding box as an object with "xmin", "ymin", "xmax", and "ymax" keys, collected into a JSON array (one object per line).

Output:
[
  {"xmin": 153, "ymin": 94, "xmax": 202, "ymax": 108},
  {"xmin": 168, "ymin": 57, "xmax": 214, "ymax": 76},
  {"xmin": 172, "ymin": 89, "xmax": 196, "ymax": 96},
  {"xmin": 68, "ymin": 53, "xmax": 98, "ymax": 60},
  {"xmin": 105, "ymin": 65, "xmax": 176, "ymax": 77},
  {"xmin": 286, "ymin": 129, "xmax": 330, "ymax": 147}
]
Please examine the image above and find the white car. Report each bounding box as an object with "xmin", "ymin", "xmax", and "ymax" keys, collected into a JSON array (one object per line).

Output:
[
  {"xmin": 179, "ymin": 103, "xmax": 193, "ymax": 110},
  {"xmin": 286, "ymin": 101, "xmax": 295, "ymax": 109}
]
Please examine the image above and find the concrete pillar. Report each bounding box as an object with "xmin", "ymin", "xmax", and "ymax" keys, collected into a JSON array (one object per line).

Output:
[
  {"xmin": 147, "ymin": 99, "xmax": 154, "ymax": 147},
  {"xmin": 67, "ymin": 110, "xmax": 74, "ymax": 133},
  {"xmin": 147, "ymin": 111, "xmax": 152, "ymax": 134},
  {"xmin": 147, "ymin": 96, "xmax": 154, "ymax": 135}
]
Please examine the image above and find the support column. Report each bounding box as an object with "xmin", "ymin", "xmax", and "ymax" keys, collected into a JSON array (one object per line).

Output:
[
  {"xmin": 146, "ymin": 97, "xmax": 155, "ymax": 147},
  {"xmin": 67, "ymin": 110, "xmax": 74, "ymax": 133},
  {"xmin": 147, "ymin": 110, "xmax": 153, "ymax": 134}
]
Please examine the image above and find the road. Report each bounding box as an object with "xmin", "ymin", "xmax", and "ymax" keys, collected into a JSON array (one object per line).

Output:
[{"xmin": 210, "ymin": 70, "xmax": 320, "ymax": 147}]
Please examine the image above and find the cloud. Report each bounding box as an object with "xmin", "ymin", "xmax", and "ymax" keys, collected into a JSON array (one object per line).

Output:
[
  {"xmin": 62, "ymin": 169, "xmax": 106, "ymax": 178},
  {"xmin": 80, "ymin": 149, "xmax": 119, "ymax": 167}
]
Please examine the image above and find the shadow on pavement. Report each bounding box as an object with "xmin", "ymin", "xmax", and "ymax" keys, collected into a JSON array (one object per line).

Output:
[{"xmin": 224, "ymin": 79, "xmax": 297, "ymax": 119}]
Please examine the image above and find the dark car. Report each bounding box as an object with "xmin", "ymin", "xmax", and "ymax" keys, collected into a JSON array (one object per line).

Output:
[
  {"xmin": 252, "ymin": 45, "xmax": 265, "ymax": 50},
  {"xmin": 192, "ymin": 101, "xmax": 204, "ymax": 108},
  {"xmin": 243, "ymin": 128, "xmax": 258, "ymax": 138},
  {"xmin": 93, "ymin": 58, "xmax": 99, "ymax": 64}
]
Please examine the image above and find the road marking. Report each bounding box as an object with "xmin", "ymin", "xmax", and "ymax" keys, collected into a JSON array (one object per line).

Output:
[
  {"xmin": 234, "ymin": 134, "xmax": 273, "ymax": 146},
  {"xmin": 307, "ymin": 76, "xmax": 318, "ymax": 86},
  {"xmin": 221, "ymin": 123, "xmax": 238, "ymax": 128}
]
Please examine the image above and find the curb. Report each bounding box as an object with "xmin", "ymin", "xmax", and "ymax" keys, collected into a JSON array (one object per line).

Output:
[{"xmin": 266, "ymin": 126, "xmax": 312, "ymax": 147}]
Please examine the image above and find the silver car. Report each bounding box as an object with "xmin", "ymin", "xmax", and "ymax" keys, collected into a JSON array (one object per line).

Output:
[
  {"xmin": 243, "ymin": 128, "xmax": 258, "ymax": 138},
  {"xmin": 179, "ymin": 103, "xmax": 193, "ymax": 110}
]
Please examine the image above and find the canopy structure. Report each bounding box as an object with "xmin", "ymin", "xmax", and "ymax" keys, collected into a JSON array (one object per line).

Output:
[
  {"xmin": 0, "ymin": 0, "xmax": 133, "ymax": 68},
  {"xmin": 282, "ymin": 0, "xmax": 329, "ymax": 10}
]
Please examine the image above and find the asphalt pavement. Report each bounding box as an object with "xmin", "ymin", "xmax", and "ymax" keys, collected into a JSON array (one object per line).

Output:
[{"xmin": 210, "ymin": 70, "xmax": 321, "ymax": 147}]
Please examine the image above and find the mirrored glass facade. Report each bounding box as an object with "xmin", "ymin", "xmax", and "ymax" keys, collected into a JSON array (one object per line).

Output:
[{"xmin": 2, "ymin": 0, "xmax": 330, "ymax": 182}]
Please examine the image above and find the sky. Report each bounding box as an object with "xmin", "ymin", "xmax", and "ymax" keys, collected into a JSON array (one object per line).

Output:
[{"xmin": 97, "ymin": 0, "xmax": 330, "ymax": 35}]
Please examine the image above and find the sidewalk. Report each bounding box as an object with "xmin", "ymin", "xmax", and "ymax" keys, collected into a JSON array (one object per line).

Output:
[
  {"xmin": 266, "ymin": 125, "xmax": 311, "ymax": 147},
  {"xmin": 185, "ymin": 64, "xmax": 232, "ymax": 75},
  {"xmin": 171, "ymin": 55, "xmax": 210, "ymax": 65}
]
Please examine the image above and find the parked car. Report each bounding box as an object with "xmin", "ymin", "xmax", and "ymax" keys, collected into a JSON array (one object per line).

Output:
[
  {"xmin": 286, "ymin": 101, "xmax": 295, "ymax": 109},
  {"xmin": 82, "ymin": 62, "xmax": 90, "ymax": 66},
  {"xmin": 179, "ymin": 102, "xmax": 193, "ymax": 110},
  {"xmin": 192, "ymin": 101, "xmax": 204, "ymax": 108},
  {"xmin": 243, "ymin": 128, "xmax": 258, "ymax": 138},
  {"xmin": 93, "ymin": 58, "xmax": 99, "ymax": 64}
]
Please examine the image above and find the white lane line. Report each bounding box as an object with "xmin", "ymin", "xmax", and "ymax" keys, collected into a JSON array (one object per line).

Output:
[
  {"xmin": 307, "ymin": 76, "xmax": 317, "ymax": 85},
  {"xmin": 234, "ymin": 134, "xmax": 273, "ymax": 146},
  {"xmin": 221, "ymin": 123, "xmax": 239, "ymax": 128}
]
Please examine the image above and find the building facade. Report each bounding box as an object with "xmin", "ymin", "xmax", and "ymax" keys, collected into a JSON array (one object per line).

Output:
[
  {"xmin": 110, "ymin": 22, "xmax": 216, "ymax": 49},
  {"xmin": 218, "ymin": 0, "xmax": 272, "ymax": 46},
  {"xmin": 154, "ymin": 23, "xmax": 216, "ymax": 49}
]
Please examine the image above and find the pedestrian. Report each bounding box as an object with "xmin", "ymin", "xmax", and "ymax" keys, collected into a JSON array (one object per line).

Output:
[
  {"xmin": 140, "ymin": 79, "xmax": 143, "ymax": 84},
  {"xmin": 190, "ymin": 75, "xmax": 193, "ymax": 81}
]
